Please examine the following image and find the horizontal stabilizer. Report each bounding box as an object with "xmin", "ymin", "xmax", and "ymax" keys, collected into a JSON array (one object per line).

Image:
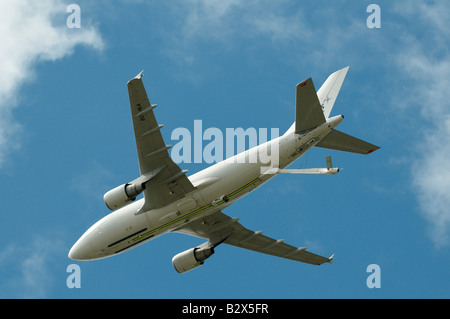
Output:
[
  {"xmin": 295, "ymin": 78, "xmax": 326, "ymax": 133},
  {"xmin": 316, "ymin": 129, "xmax": 380, "ymax": 155}
]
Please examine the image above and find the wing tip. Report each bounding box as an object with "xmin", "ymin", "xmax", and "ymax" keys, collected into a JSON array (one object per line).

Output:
[
  {"xmin": 328, "ymin": 253, "xmax": 335, "ymax": 264},
  {"xmin": 128, "ymin": 70, "xmax": 145, "ymax": 85},
  {"xmin": 135, "ymin": 70, "xmax": 144, "ymax": 79},
  {"xmin": 366, "ymin": 145, "xmax": 381, "ymax": 154},
  {"xmin": 296, "ymin": 77, "xmax": 312, "ymax": 88}
]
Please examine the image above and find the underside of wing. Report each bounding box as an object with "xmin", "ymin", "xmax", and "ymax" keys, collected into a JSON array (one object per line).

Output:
[
  {"xmin": 127, "ymin": 72, "xmax": 195, "ymax": 211},
  {"xmin": 174, "ymin": 211, "xmax": 333, "ymax": 265}
]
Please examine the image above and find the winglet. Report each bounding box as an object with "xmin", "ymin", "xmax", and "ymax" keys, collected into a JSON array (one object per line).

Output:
[
  {"xmin": 135, "ymin": 70, "xmax": 144, "ymax": 80},
  {"xmin": 328, "ymin": 253, "xmax": 335, "ymax": 264},
  {"xmin": 127, "ymin": 70, "xmax": 145, "ymax": 86}
]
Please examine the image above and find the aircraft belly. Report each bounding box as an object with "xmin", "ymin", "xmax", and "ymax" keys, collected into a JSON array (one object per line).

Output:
[
  {"xmin": 102, "ymin": 166, "xmax": 264, "ymax": 256},
  {"xmin": 198, "ymin": 164, "xmax": 259, "ymax": 201}
]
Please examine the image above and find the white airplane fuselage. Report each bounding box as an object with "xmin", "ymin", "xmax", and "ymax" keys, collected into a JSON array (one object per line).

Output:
[{"xmin": 69, "ymin": 115, "xmax": 344, "ymax": 260}]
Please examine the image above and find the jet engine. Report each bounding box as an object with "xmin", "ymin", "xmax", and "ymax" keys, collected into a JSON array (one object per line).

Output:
[
  {"xmin": 103, "ymin": 182, "xmax": 145, "ymax": 211},
  {"xmin": 172, "ymin": 246, "xmax": 215, "ymax": 273}
]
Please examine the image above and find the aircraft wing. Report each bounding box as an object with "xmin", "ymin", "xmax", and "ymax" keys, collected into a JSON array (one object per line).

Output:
[
  {"xmin": 174, "ymin": 210, "xmax": 333, "ymax": 265},
  {"xmin": 127, "ymin": 72, "xmax": 195, "ymax": 211}
]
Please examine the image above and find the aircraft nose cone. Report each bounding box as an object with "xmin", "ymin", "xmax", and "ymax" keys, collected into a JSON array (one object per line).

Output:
[{"xmin": 68, "ymin": 238, "xmax": 92, "ymax": 261}]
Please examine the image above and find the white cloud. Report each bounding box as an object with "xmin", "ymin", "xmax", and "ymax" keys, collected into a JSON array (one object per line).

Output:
[
  {"xmin": 392, "ymin": 2, "xmax": 450, "ymax": 247},
  {"xmin": 412, "ymin": 120, "xmax": 450, "ymax": 247},
  {"xmin": 0, "ymin": 0, "xmax": 103, "ymax": 168},
  {"xmin": 181, "ymin": 0, "xmax": 241, "ymax": 40},
  {"xmin": 181, "ymin": 0, "xmax": 307, "ymax": 42},
  {"xmin": 20, "ymin": 237, "xmax": 61, "ymax": 298},
  {"xmin": 162, "ymin": 0, "xmax": 310, "ymax": 65},
  {"xmin": 0, "ymin": 236, "xmax": 64, "ymax": 298}
]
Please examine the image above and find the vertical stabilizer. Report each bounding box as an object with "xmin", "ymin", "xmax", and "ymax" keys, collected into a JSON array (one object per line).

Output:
[
  {"xmin": 317, "ymin": 66, "xmax": 349, "ymax": 119},
  {"xmin": 295, "ymin": 78, "xmax": 326, "ymax": 133}
]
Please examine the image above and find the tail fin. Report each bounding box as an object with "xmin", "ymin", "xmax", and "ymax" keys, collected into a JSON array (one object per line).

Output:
[
  {"xmin": 292, "ymin": 67, "xmax": 349, "ymax": 134},
  {"xmin": 295, "ymin": 78, "xmax": 326, "ymax": 133},
  {"xmin": 316, "ymin": 129, "xmax": 380, "ymax": 155},
  {"xmin": 317, "ymin": 66, "xmax": 349, "ymax": 119},
  {"xmin": 290, "ymin": 67, "xmax": 379, "ymax": 154}
]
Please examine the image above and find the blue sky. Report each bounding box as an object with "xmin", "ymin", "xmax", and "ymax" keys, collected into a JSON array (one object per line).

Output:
[{"xmin": 1, "ymin": 0, "xmax": 449, "ymax": 298}]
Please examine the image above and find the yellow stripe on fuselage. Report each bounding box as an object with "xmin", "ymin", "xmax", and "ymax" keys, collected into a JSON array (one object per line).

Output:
[{"xmin": 131, "ymin": 178, "xmax": 260, "ymax": 243}]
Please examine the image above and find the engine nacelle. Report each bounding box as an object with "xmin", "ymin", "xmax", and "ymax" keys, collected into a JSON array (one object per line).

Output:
[
  {"xmin": 172, "ymin": 247, "xmax": 215, "ymax": 273},
  {"xmin": 103, "ymin": 182, "xmax": 145, "ymax": 211}
]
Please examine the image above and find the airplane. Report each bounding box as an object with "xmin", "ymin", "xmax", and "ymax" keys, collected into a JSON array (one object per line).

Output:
[{"xmin": 68, "ymin": 67, "xmax": 379, "ymax": 273}]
